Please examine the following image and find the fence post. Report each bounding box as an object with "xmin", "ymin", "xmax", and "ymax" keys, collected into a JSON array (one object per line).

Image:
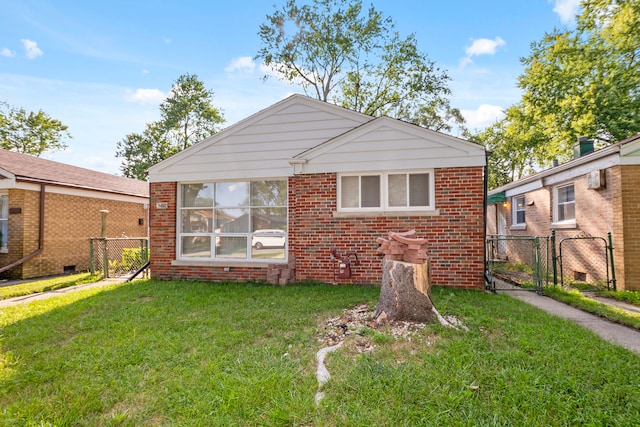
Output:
[
  {"xmin": 102, "ymin": 238, "xmax": 109, "ymax": 278},
  {"xmin": 89, "ymin": 239, "xmax": 95, "ymax": 275},
  {"xmin": 551, "ymin": 230, "xmax": 558, "ymax": 287},
  {"xmin": 608, "ymin": 232, "xmax": 617, "ymax": 291}
]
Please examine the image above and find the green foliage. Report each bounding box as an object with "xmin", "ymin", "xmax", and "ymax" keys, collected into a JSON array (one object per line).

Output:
[
  {"xmin": 108, "ymin": 247, "xmax": 147, "ymax": 274},
  {"xmin": 257, "ymin": 0, "xmax": 464, "ymax": 133},
  {"xmin": 116, "ymin": 74, "xmax": 224, "ymax": 180},
  {"xmin": 0, "ymin": 101, "xmax": 71, "ymax": 156},
  {"xmin": 476, "ymin": 0, "xmax": 640, "ymax": 188}
]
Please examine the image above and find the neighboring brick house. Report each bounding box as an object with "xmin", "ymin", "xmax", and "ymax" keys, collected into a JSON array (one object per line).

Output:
[
  {"xmin": 147, "ymin": 94, "xmax": 487, "ymax": 289},
  {"xmin": 487, "ymin": 134, "xmax": 640, "ymax": 291},
  {"xmin": 0, "ymin": 149, "xmax": 149, "ymax": 280}
]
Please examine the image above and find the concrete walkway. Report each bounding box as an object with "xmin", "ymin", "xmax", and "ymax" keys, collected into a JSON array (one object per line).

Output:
[{"xmin": 498, "ymin": 286, "xmax": 640, "ymax": 355}]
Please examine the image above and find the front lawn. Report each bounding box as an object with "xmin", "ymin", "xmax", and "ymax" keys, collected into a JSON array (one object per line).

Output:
[
  {"xmin": 1, "ymin": 280, "xmax": 638, "ymax": 426},
  {"xmin": 0, "ymin": 273, "xmax": 101, "ymax": 300}
]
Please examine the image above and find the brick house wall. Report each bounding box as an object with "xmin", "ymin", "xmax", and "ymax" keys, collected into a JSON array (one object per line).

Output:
[
  {"xmin": 0, "ymin": 188, "xmax": 148, "ymax": 280},
  {"xmin": 150, "ymin": 166, "xmax": 485, "ymax": 289},
  {"xmin": 620, "ymin": 165, "xmax": 640, "ymax": 290},
  {"xmin": 489, "ymin": 166, "xmax": 623, "ymax": 288}
]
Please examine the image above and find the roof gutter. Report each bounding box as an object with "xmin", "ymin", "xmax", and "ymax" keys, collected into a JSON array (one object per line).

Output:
[{"xmin": 0, "ymin": 183, "xmax": 45, "ymax": 274}]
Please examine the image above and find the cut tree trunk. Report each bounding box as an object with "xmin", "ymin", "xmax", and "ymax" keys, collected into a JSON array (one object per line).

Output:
[{"xmin": 373, "ymin": 257, "xmax": 434, "ymax": 325}]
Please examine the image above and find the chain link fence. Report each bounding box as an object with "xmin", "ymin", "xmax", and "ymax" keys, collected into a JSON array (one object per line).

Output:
[
  {"xmin": 90, "ymin": 238, "xmax": 149, "ymax": 279},
  {"xmin": 558, "ymin": 235, "xmax": 615, "ymax": 290},
  {"xmin": 486, "ymin": 235, "xmax": 553, "ymax": 292},
  {"xmin": 486, "ymin": 232, "xmax": 616, "ymax": 292}
]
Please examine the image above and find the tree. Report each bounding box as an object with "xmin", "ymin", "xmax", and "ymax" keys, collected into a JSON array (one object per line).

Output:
[
  {"xmin": 515, "ymin": 0, "xmax": 640, "ymax": 155},
  {"xmin": 0, "ymin": 101, "xmax": 71, "ymax": 156},
  {"xmin": 473, "ymin": 104, "xmax": 543, "ymax": 189},
  {"xmin": 257, "ymin": 0, "xmax": 463, "ymax": 133},
  {"xmin": 474, "ymin": 0, "xmax": 640, "ymax": 188},
  {"xmin": 116, "ymin": 74, "xmax": 224, "ymax": 180}
]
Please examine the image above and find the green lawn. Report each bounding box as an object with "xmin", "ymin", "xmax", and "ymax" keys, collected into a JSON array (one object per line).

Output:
[
  {"xmin": 1, "ymin": 280, "xmax": 639, "ymax": 426},
  {"xmin": 0, "ymin": 273, "xmax": 101, "ymax": 300}
]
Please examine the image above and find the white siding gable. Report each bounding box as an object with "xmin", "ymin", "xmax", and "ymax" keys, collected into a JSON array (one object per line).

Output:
[
  {"xmin": 291, "ymin": 116, "xmax": 486, "ymax": 174},
  {"xmin": 620, "ymin": 138, "xmax": 640, "ymax": 165},
  {"xmin": 148, "ymin": 94, "xmax": 372, "ymax": 182}
]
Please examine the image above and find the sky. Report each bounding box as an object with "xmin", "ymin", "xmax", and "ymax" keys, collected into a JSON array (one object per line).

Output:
[{"xmin": 0, "ymin": 0, "xmax": 581, "ymax": 176}]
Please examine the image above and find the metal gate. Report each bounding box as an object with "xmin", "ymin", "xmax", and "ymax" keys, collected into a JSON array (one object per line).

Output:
[
  {"xmin": 558, "ymin": 232, "xmax": 616, "ymax": 290},
  {"xmin": 90, "ymin": 238, "xmax": 149, "ymax": 278},
  {"xmin": 485, "ymin": 235, "xmax": 552, "ymax": 293}
]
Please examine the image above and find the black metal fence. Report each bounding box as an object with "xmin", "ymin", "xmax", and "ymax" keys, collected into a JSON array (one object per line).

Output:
[
  {"xmin": 485, "ymin": 231, "xmax": 616, "ymax": 293},
  {"xmin": 90, "ymin": 238, "xmax": 149, "ymax": 279}
]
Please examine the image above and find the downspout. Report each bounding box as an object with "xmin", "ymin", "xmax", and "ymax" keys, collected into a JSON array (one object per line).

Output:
[
  {"xmin": 0, "ymin": 183, "xmax": 45, "ymax": 274},
  {"xmin": 483, "ymin": 151, "xmax": 492, "ymax": 287}
]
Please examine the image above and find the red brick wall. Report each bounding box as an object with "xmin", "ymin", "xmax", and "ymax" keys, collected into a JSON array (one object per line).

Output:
[
  {"xmin": 0, "ymin": 188, "xmax": 148, "ymax": 280},
  {"xmin": 290, "ymin": 169, "xmax": 484, "ymax": 288},
  {"xmin": 150, "ymin": 166, "xmax": 485, "ymax": 289}
]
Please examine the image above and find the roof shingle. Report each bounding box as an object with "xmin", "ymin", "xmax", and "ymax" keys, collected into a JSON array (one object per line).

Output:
[{"xmin": 0, "ymin": 149, "xmax": 149, "ymax": 197}]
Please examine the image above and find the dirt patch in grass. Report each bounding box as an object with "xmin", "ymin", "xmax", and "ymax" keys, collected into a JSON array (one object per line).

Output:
[{"xmin": 317, "ymin": 303, "xmax": 442, "ymax": 355}]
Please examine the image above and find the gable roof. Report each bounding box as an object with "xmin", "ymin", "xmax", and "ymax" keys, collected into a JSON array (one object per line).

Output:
[
  {"xmin": 148, "ymin": 94, "xmax": 486, "ymax": 183},
  {"xmin": 291, "ymin": 116, "xmax": 486, "ymax": 174},
  {"xmin": 488, "ymin": 133, "xmax": 640, "ymax": 197},
  {"xmin": 148, "ymin": 94, "xmax": 373, "ymax": 182},
  {"xmin": 0, "ymin": 149, "xmax": 149, "ymax": 198}
]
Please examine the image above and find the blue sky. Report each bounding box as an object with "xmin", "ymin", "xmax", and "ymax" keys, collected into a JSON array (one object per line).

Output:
[{"xmin": 0, "ymin": 0, "xmax": 581, "ymax": 176}]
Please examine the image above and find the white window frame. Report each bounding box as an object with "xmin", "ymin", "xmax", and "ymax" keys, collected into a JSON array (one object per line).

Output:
[
  {"xmin": 177, "ymin": 180, "xmax": 288, "ymax": 262},
  {"xmin": 0, "ymin": 192, "xmax": 7, "ymax": 253},
  {"xmin": 511, "ymin": 195, "xmax": 526, "ymax": 229},
  {"xmin": 337, "ymin": 170, "xmax": 435, "ymax": 213},
  {"xmin": 552, "ymin": 182, "xmax": 576, "ymax": 228}
]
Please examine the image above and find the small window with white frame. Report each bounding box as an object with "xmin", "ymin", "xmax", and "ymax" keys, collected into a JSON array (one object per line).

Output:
[
  {"xmin": 553, "ymin": 183, "xmax": 576, "ymax": 226},
  {"xmin": 338, "ymin": 170, "xmax": 434, "ymax": 212},
  {"xmin": 0, "ymin": 193, "xmax": 7, "ymax": 252},
  {"xmin": 512, "ymin": 195, "xmax": 526, "ymax": 227}
]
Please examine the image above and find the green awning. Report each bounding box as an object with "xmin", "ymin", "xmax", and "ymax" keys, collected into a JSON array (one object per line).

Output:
[{"xmin": 487, "ymin": 191, "xmax": 506, "ymax": 204}]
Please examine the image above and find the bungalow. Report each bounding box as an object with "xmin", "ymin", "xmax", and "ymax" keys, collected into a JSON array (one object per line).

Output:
[
  {"xmin": 147, "ymin": 94, "xmax": 487, "ymax": 288},
  {"xmin": 487, "ymin": 134, "xmax": 640, "ymax": 291},
  {"xmin": 0, "ymin": 149, "xmax": 149, "ymax": 280}
]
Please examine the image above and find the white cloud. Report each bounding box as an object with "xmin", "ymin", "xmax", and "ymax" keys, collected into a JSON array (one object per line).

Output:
[
  {"xmin": 141, "ymin": 69, "xmax": 149, "ymax": 75},
  {"xmin": 21, "ymin": 39, "xmax": 43, "ymax": 59},
  {"xmin": 124, "ymin": 88, "xmax": 166, "ymax": 104},
  {"xmin": 1, "ymin": 48, "xmax": 16, "ymax": 58},
  {"xmin": 465, "ymin": 37, "xmax": 506, "ymax": 57},
  {"xmin": 551, "ymin": 0, "xmax": 581, "ymax": 24},
  {"xmin": 461, "ymin": 104, "xmax": 505, "ymax": 130},
  {"xmin": 225, "ymin": 56, "xmax": 256, "ymax": 74},
  {"xmin": 460, "ymin": 37, "xmax": 506, "ymax": 68}
]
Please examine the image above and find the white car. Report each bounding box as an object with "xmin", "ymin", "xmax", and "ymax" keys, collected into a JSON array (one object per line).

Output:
[{"xmin": 252, "ymin": 229, "xmax": 286, "ymax": 249}]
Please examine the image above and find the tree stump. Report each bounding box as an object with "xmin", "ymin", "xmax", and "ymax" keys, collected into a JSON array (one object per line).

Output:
[{"xmin": 373, "ymin": 257, "xmax": 434, "ymax": 325}]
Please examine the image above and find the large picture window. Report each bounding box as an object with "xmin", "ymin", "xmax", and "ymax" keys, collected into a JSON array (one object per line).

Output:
[
  {"xmin": 179, "ymin": 180, "xmax": 287, "ymax": 261},
  {"xmin": 338, "ymin": 171, "xmax": 434, "ymax": 212},
  {"xmin": 0, "ymin": 194, "xmax": 7, "ymax": 252},
  {"xmin": 553, "ymin": 183, "xmax": 575, "ymax": 225}
]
